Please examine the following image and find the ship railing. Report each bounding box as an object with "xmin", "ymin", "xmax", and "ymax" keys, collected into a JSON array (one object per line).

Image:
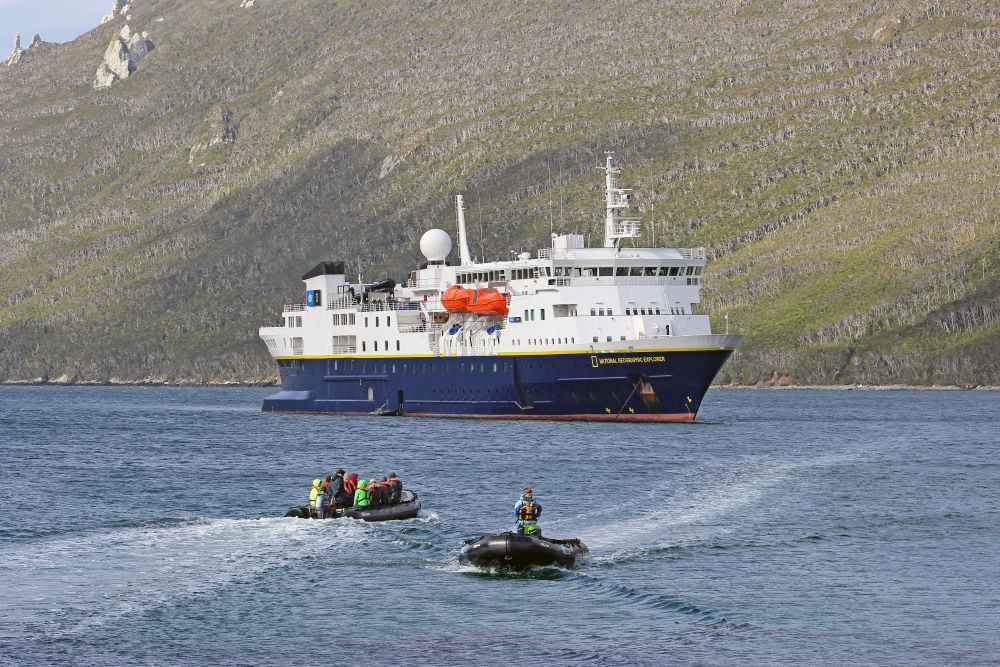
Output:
[
  {"xmin": 330, "ymin": 345, "xmax": 358, "ymax": 354},
  {"xmin": 360, "ymin": 300, "xmax": 422, "ymax": 313},
  {"xmin": 405, "ymin": 278, "xmax": 441, "ymax": 289},
  {"xmin": 283, "ymin": 303, "xmax": 307, "ymax": 312},
  {"xmin": 679, "ymin": 247, "xmax": 707, "ymax": 260},
  {"xmin": 326, "ymin": 296, "xmax": 359, "ymax": 311},
  {"xmin": 538, "ymin": 247, "xmax": 707, "ymax": 261},
  {"xmin": 399, "ymin": 323, "xmax": 433, "ymax": 334}
]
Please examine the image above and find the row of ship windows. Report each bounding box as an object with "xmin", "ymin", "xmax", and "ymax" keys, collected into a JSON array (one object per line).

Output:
[
  {"xmin": 333, "ymin": 313, "xmax": 357, "ymax": 326},
  {"xmin": 362, "ymin": 340, "xmax": 400, "ymax": 352},
  {"xmin": 455, "ymin": 265, "xmax": 703, "ymax": 282},
  {"xmin": 329, "ymin": 360, "xmax": 511, "ymax": 374},
  {"xmin": 511, "ymin": 338, "xmax": 577, "ymax": 346},
  {"xmin": 554, "ymin": 265, "xmax": 702, "ymax": 278}
]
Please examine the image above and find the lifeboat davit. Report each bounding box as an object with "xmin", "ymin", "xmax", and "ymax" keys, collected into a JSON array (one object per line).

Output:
[{"xmin": 441, "ymin": 286, "xmax": 508, "ymax": 317}]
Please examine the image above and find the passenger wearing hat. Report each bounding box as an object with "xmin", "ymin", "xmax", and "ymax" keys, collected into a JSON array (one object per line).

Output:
[
  {"xmin": 514, "ymin": 487, "xmax": 542, "ymax": 536},
  {"xmin": 353, "ymin": 478, "xmax": 372, "ymax": 508},
  {"xmin": 309, "ymin": 478, "xmax": 325, "ymax": 519},
  {"xmin": 332, "ymin": 469, "xmax": 351, "ymax": 508},
  {"xmin": 367, "ymin": 479, "xmax": 383, "ymax": 508}
]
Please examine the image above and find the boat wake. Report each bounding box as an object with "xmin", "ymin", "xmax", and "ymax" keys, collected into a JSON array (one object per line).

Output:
[{"xmin": 0, "ymin": 516, "xmax": 369, "ymax": 640}]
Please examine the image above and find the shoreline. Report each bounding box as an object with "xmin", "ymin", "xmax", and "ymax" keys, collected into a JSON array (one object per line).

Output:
[{"xmin": 1, "ymin": 379, "xmax": 996, "ymax": 391}]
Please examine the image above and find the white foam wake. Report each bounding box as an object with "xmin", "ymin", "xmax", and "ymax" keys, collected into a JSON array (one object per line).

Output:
[{"xmin": 0, "ymin": 516, "xmax": 368, "ymax": 638}]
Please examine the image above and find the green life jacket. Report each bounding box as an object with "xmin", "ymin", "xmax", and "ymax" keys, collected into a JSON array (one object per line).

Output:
[
  {"xmin": 309, "ymin": 483, "xmax": 322, "ymax": 504},
  {"xmin": 354, "ymin": 486, "xmax": 371, "ymax": 507}
]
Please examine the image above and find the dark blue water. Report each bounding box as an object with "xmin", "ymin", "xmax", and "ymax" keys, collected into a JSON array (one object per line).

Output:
[{"xmin": 0, "ymin": 386, "xmax": 997, "ymax": 665}]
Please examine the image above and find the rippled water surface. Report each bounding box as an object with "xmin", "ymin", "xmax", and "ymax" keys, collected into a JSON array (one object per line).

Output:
[{"xmin": 0, "ymin": 386, "xmax": 997, "ymax": 665}]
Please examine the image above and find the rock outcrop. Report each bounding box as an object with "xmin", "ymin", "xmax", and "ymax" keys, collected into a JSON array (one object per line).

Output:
[
  {"xmin": 29, "ymin": 34, "xmax": 44, "ymax": 49},
  {"xmin": 102, "ymin": 0, "xmax": 132, "ymax": 24},
  {"xmin": 871, "ymin": 10, "xmax": 905, "ymax": 44},
  {"xmin": 240, "ymin": 0, "xmax": 256, "ymax": 8},
  {"xmin": 189, "ymin": 104, "xmax": 239, "ymax": 163},
  {"xmin": 5, "ymin": 35, "xmax": 26, "ymax": 67},
  {"xmin": 379, "ymin": 134, "xmax": 427, "ymax": 179},
  {"xmin": 94, "ymin": 24, "xmax": 154, "ymax": 89}
]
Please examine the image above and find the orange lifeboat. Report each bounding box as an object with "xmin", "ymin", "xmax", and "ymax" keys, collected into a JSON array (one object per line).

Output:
[
  {"xmin": 441, "ymin": 285, "xmax": 509, "ymax": 316},
  {"xmin": 466, "ymin": 288, "xmax": 509, "ymax": 317},
  {"xmin": 442, "ymin": 285, "xmax": 473, "ymax": 313}
]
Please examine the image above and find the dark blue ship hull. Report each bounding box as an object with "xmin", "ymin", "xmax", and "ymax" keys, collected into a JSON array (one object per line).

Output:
[{"xmin": 262, "ymin": 348, "xmax": 733, "ymax": 422}]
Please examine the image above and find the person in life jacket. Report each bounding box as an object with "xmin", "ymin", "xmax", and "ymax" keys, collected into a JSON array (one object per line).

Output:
[
  {"xmin": 309, "ymin": 479, "xmax": 324, "ymax": 519},
  {"xmin": 375, "ymin": 476, "xmax": 391, "ymax": 507},
  {"xmin": 367, "ymin": 479, "xmax": 382, "ymax": 508},
  {"xmin": 353, "ymin": 478, "xmax": 372, "ymax": 508},
  {"xmin": 321, "ymin": 475, "xmax": 334, "ymax": 510},
  {"xmin": 514, "ymin": 487, "xmax": 542, "ymax": 536},
  {"xmin": 343, "ymin": 472, "xmax": 358, "ymax": 506},
  {"xmin": 387, "ymin": 472, "xmax": 402, "ymax": 504},
  {"xmin": 331, "ymin": 469, "xmax": 350, "ymax": 508}
]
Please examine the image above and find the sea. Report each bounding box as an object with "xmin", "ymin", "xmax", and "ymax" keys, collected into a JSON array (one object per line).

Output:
[{"xmin": 0, "ymin": 386, "xmax": 997, "ymax": 666}]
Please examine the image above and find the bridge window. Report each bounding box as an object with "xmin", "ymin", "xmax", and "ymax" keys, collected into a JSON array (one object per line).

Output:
[
  {"xmin": 599, "ymin": 267, "xmax": 613, "ymax": 277},
  {"xmin": 645, "ymin": 267, "xmax": 658, "ymax": 276},
  {"xmin": 593, "ymin": 336, "xmax": 598, "ymax": 342},
  {"xmin": 668, "ymin": 267, "xmax": 680, "ymax": 276},
  {"xmin": 590, "ymin": 308, "xmax": 596, "ymax": 316},
  {"xmin": 616, "ymin": 267, "xmax": 629, "ymax": 276},
  {"xmin": 607, "ymin": 336, "xmax": 612, "ymax": 342}
]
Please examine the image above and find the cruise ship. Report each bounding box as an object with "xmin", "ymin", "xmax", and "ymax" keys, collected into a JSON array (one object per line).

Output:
[{"xmin": 259, "ymin": 157, "xmax": 742, "ymax": 421}]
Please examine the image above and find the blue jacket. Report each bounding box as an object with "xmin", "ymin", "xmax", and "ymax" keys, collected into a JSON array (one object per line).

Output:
[{"xmin": 514, "ymin": 496, "xmax": 542, "ymax": 521}]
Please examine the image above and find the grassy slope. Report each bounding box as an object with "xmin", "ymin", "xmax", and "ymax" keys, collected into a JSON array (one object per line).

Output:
[{"xmin": 0, "ymin": 0, "xmax": 997, "ymax": 384}]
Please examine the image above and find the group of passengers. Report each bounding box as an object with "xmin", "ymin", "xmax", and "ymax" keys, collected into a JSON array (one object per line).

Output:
[{"xmin": 308, "ymin": 470, "xmax": 403, "ymax": 518}]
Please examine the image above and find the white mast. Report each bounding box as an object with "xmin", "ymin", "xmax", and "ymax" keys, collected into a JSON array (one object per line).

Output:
[
  {"xmin": 602, "ymin": 154, "xmax": 642, "ymax": 248},
  {"xmin": 455, "ymin": 194, "xmax": 473, "ymax": 266}
]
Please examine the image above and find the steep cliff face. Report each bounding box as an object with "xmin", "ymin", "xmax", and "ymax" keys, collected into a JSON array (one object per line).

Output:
[{"xmin": 0, "ymin": 0, "xmax": 997, "ymax": 385}]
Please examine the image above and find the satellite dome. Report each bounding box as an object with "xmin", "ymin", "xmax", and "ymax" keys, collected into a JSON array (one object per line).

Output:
[{"xmin": 420, "ymin": 229, "xmax": 452, "ymax": 262}]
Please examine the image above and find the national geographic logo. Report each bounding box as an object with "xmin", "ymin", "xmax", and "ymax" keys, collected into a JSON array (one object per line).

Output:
[{"xmin": 590, "ymin": 354, "xmax": 666, "ymax": 368}]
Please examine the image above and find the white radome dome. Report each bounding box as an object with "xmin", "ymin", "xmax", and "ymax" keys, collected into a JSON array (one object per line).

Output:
[{"xmin": 420, "ymin": 228, "xmax": 452, "ymax": 262}]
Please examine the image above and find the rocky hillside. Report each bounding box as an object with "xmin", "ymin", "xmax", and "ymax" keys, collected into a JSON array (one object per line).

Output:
[{"xmin": 0, "ymin": 0, "xmax": 997, "ymax": 385}]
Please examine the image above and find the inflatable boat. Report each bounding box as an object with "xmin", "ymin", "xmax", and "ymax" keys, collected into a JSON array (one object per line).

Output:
[
  {"xmin": 285, "ymin": 490, "xmax": 421, "ymax": 522},
  {"xmin": 459, "ymin": 531, "xmax": 589, "ymax": 569}
]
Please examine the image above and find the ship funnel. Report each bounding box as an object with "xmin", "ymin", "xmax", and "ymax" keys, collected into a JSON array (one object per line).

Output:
[{"xmin": 455, "ymin": 194, "xmax": 473, "ymax": 266}]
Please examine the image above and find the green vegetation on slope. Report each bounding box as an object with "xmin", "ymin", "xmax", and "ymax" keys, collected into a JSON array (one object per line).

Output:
[{"xmin": 0, "ymin": 0, "xmax": 997, "ymax": 385}]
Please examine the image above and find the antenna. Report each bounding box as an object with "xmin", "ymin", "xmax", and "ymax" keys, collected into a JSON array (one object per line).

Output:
[
  {"xmin": 477, "ymin": 189, "xmax": 485, "ymax": 262},
  {"xmin": 547, "ymin": 163, "xmax": 553, "ymax": 237},
  {"xmin": 559, "ymin": 160, "xmax": 564, "ymax": 230},
  {"xmin": 455, "ymin": 195, "xmax": 472, "ymax": 266},
  {"xmin": 651, "ymin": 198, "xmax": 656, "ymax": 247}
]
